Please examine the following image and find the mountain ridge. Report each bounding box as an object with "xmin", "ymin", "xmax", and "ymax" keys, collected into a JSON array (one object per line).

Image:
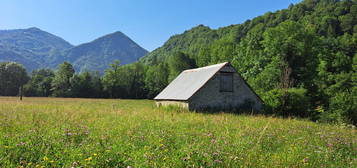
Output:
[
  {"xmin": 0, "ymin": 27, "xmax": 148, "ymax": 72},
  {"xmin": 63, "ymin": 30, "xmax": 148, "ymax": 72}
]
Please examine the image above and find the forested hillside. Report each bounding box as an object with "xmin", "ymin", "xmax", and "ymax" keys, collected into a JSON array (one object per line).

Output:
[
  {"xmin": 142, "ymin": 0, "xmax": 356, "ymax": 66},
  {"xmin": 139, "ymin": 0, "xmax": 357, "ymax": 124}
]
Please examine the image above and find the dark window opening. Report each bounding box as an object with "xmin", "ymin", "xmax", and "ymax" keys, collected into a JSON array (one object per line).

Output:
[{"xmin": 220, "ymin": 72, "xmax": 233, "ymax": 92}]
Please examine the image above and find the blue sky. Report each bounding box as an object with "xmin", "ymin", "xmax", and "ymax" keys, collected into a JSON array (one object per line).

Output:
[{"xmin": 0, "ymin": 0, "xmax": 301, "ymax": 51}]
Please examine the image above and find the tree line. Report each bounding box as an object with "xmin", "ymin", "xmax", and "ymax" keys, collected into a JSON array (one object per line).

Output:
[{"xmin": 0, "ymin": 53, "xmax": 192, "ymax": 100}]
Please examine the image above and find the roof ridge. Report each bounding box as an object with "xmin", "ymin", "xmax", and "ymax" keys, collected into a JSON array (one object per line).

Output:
[{"xmin": 183, "ymin": 62, "xmax": 228, "ymax": 72}]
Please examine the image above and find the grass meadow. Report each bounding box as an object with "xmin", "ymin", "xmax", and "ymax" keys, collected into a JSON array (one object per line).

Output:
[{"xmin": 0, "ymin": 97, "xmax": 356, "ymax": 167}]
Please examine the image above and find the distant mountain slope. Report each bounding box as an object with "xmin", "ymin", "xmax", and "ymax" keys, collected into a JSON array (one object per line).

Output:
[
  {"xmin": 140, "ymin": 25, "xmax": 219, "ymax": 65},
  {"xmin": 0, "ymin": 28, "xmax": 148, "ymax": 72},
  {"xmin": 0, "ymin": 27, "xmax": 73, "ymax": 70},
  {"xmin": 64, "ymin": 31, "xmax": 148, "ymax": 72}
]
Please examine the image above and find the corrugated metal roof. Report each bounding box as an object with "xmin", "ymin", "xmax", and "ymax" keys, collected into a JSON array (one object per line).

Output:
[{"xmin": 154, "ymin": 62, "xmax": 228, "ymax": 100}]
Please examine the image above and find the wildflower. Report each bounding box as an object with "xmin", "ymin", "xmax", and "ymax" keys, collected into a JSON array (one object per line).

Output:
[
  {"xmin": 43, "ymin": 156, "xmax": 49, "ymax": 161},
  {"xmin": 85, "ymin": 157, "xmax": 92, "ymax": 161},
  {"xmin": 16, "ymin": 142, "xmax": 26, "ymax": 146},
  {"xmin": 302, "ymin": 157, "xmax": 309, "ymax": 164},
  {"xmin": 93, "ymin": 153, "xmax": 97, "ymax": 156},
  {"xmin": 214, "ymin": 160, "xmax": 222, "ymax": 163},
  {"xmin": 72, "ymin": 161, "xmax": 79, "ymax": 167}
]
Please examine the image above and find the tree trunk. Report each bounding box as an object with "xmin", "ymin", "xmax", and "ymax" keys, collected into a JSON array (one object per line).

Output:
[{"xmin": 19, "ymin": 85, "xmax": 23, "ymax": 101}]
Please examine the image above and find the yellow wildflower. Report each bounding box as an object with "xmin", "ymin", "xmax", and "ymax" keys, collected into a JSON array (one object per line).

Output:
[
  {"xmin": 85, "ymin": 157, "xmax": 93, "ymax": 161},
  {"xmin": 43, "ymin": 156, "xmax": 49, "ymax": 161},
  {"xmin": 93, "ymin": 153, "xmax": 97, "ymax": 156}
]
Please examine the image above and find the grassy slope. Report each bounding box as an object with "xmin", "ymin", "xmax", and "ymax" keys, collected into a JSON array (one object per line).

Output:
[{"xmin": 0, "ymin": 97, "xmax": 356, "ymax": 167}]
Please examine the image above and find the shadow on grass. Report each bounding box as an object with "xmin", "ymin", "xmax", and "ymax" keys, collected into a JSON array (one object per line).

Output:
[
  {"xmin": 158, "ymin": 104, "xmax": 267, "ymax": 116},
  {"xmin": 157, "ymin": 104, "xmax": 316, "ymax": 122}
]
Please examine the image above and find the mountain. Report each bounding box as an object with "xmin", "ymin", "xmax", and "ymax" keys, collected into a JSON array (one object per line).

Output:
[
  {"xmin": 64, "ymin": 31, "xmax": 148, "ymax": 72},
  {"xmin": 0, "ymin": 27, "xmax": 73, "ymax": 70},
  {"xmin": 0, "ymin": 28, "xmax": 148, "ymax": 72}
]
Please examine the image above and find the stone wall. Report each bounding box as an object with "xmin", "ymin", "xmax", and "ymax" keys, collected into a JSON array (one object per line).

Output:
[
  {"xmin": 156, "ymin": 101, "xmax": 189, "ymax": 109},
  {"xmin": 188, "ymin": 66, "xmax": 262, "ymax": 111}
]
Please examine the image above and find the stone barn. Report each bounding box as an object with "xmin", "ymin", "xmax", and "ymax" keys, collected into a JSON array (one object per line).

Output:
[{"xmin": 154, "ymin": 62, "xmax": 263, "ymax": 111}]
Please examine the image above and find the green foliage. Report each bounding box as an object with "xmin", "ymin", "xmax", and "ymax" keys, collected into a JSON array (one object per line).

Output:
[
  {"xmin": 144, "ymin": 63, "xmax": 169, "ymax": 98},
  {"xmin": 141, "ymin": 25, "xmax": 218, "ymax": 65},
  {"xmin": 70, "ymin": 71, "xmax": 103, "ymax": 98},
  {"xmin": 262, "ymin": 21, "xmax": 318, "ymax": 87},
  {"xmin": 168, "ymin": 52, "xmax": 196, "ymax": 82},
  {"xmin": 0, "ymin": 62, "xmax": 29, "ymax": 96},
  {"xmin": 24, "ymin": 69, "xmax": 54, "ymax": 97},
  {"xmin": 51, "ymin": 62, "xmax": 75, "ymax": 97},
  {"xmin": 319, "ymin": 90, "xmax": 356, "ymax": 125},
  {"xmin": 102, "ymin": 60, "xmax": 121, "ymax": 98},
  {"xmin": 102, "ymin": 61, "xmax": 147, "ymax": 98},
  {"xmin": 263, "ymin": 88, "xmax": 311, "ymax": 118}
]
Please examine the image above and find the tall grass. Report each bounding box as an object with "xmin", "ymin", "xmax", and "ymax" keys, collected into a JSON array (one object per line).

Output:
[{"xmin": 0, "ymin": 97, "xmax": 356, "ymax": 167}]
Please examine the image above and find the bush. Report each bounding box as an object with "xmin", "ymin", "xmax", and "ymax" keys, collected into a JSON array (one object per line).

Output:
[
  {"xmin": 263, "ymin": 88, "xmax": 312, "ymax": 118},
  {"xmin": 319, "ymin": 91, "xmax": 357, "ymax": 125}
]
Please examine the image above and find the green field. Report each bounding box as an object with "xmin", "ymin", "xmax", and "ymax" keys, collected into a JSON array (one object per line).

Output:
[{"xmin": 0, "ymin": 97, "xmax": 356, "ymax": 167}]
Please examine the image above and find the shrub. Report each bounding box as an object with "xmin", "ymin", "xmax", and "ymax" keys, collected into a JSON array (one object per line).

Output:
[
  {"xmin": 319, "ymin": 91, "xmax": 357, "ymax": 125},
  {"xmin": 263, "ymin": 88, "xmax": 312, "ymax": 118}
]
